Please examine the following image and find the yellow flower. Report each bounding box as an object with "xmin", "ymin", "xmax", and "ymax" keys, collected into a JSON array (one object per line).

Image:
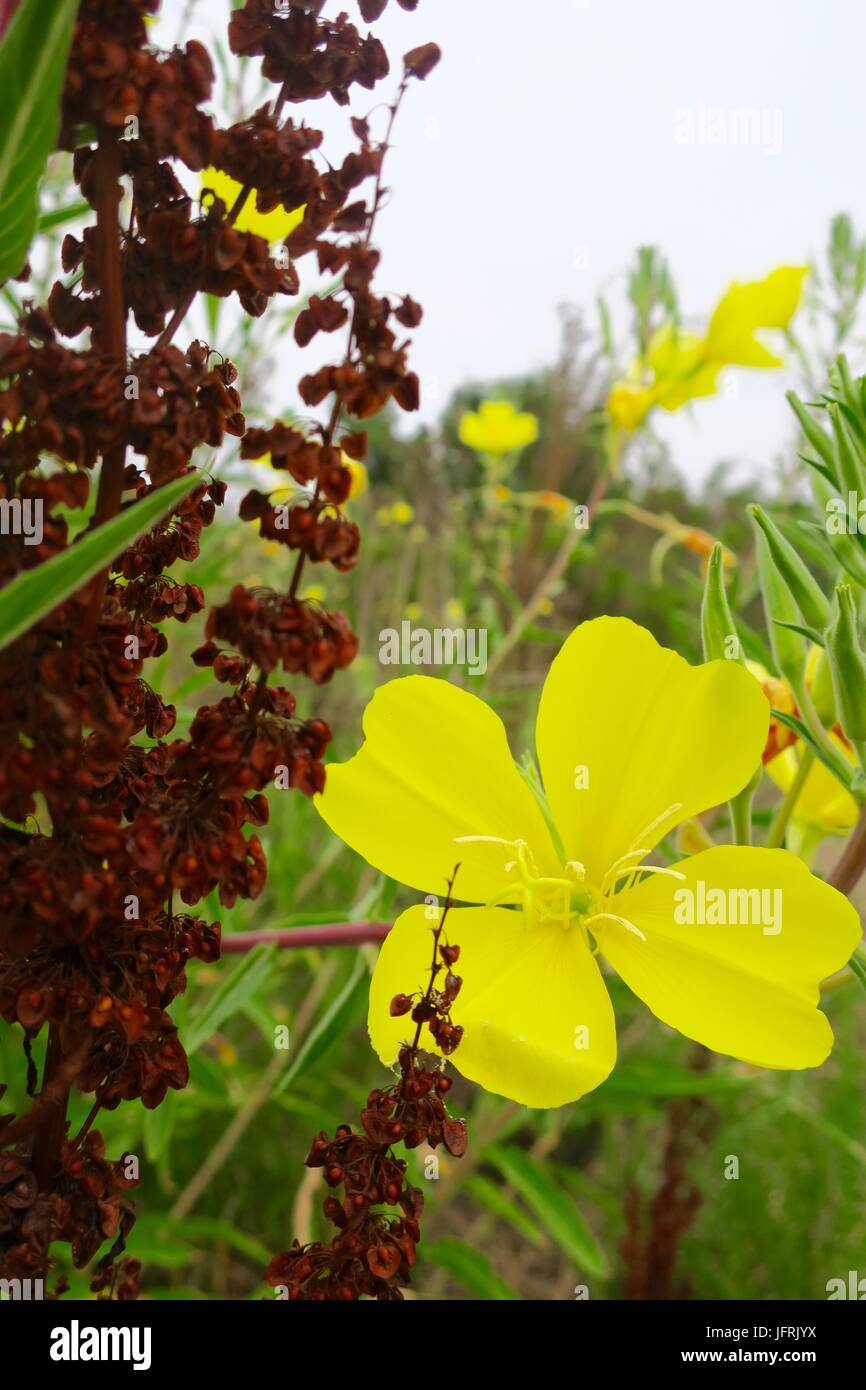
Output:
[
  {"xmin": 345, "ymin": 459, "xmax": 368, "ymax": 500},
  {"xmin": 408, "ymin": 523, "xmax": 429, "ymax": 545},
  {"xmin": 200, "ymin": 166, "xmax": 305, "ymax": 243},
  {"xmin": 316, "ymin": 619, "xmax": 858, "ymax": 1107},
  {"xmin": 443, "ymin": 597, "xmax": 465, "ymax": 624},
  {"xmin": 607, "ymin": 265, "xmax": 808, "ymax": 431},
  {"xmin": 302, "ymin": 584, "xmax": 326, "ymax": 603},
  {"xmin": 607, "ymin": 382, "xmax": 654, "ymax": 431},
  {"xmin": 459, "ymin": 400, "xmax": 539, "ymax": 457},
  {"xmin": 405, "ymin": 602, "xmax": 423, "ymax": 622},
  {"xmin": 390, "ymin": 501, "xmax": 415, "ymax": 526}
]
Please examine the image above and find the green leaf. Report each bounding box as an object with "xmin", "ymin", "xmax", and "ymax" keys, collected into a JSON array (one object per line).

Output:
[
  {"xmin": 489, "ymin": 1145, "xmax": 607, "ymax": 1277},
  {"xmin": 773, "ymin": 618, "xmax": 826, "ymax": 647},
  {"xmin": 0, "ymin": 470, "xmax": 204, "ymax": 652},
  {"xmin": 37, "ymin": 199, "xmax": 90, "ymax": 233},
  {"xmin": 0, "ymin": 0, "xmax": 79, "ymax": 283},
  {"xmin": 422, "ymin": 1239, "xmax": 518, "ymax": 1300},
  {"xmin": 849, "ymin": 944, "xmax": 866, "ymax": 996},
  {"xmin": 143, "ymin": 1093, "xmax": 178, "ymax": 1164},
  {"xmin": 185, "ymin": 944, "xmax": 276, "ymax": 1056},
  {"xmin": 465, "ymin": 1174, "xmax": 544, "ymax": 1247},
  {"xmin": 770, "ymin": 707, "xmax": 855, "ymax": 789},
  {"xmin": 272, "ymin": 954, "xmax": 369, "ymax": 1098}
]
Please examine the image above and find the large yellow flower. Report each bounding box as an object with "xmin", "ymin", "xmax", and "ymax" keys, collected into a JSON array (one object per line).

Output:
[{"xmin": 316, "ymin": 620, "xmax": 859, "ymax": 1108}]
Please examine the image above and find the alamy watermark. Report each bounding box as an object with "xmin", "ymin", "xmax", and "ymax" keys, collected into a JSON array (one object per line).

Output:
[
  {"xmin": 0, "ymin": 496, "xmax": 43, "ymax": 546},
  {"xmin": 674, "ymin": 103, "xmax": 783, "ymax": 157},
  {"xmin": 379, "ymin": 621, "xmax": 488, "ymax": 676},
  {"xmin": 673, "ymin": 880, "xmax": 783, "ymax": 935}
]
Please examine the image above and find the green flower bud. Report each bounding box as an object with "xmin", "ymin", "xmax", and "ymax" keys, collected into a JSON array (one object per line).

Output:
[
  {"xmin": 828, "ymin": 402, "xmax": 866, "ymax": 502},
  {"xmin": 786, "ymin": 390, "xmax": 837, "ymax": 476},
  {"xmin": 749, "ymin": 505, "xmax": 830, "ymax": 633},
  {"xmin": 812, "ymin": 468, "xmax": 866, "ymax": 585},
  {"xmin": 701, "ymin": 543, "xmax": 742, "ymax": 663},
  {"xmin": 754, "ymin": 526, "xmax": 807, "ymax": 692},
  {"xmin": 810, "ymin": 647, "xmax": 837, "ymax": 726},
  {"xmin": 826, "ymin": 582, "xmax": 866, "ymax": 744}
]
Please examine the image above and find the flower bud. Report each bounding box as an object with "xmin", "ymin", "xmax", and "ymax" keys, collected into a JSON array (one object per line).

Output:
[
  {"xmin": 701, "ymin": 543, "xmax": 742, "ymax": 663},
  {"xmin": 754, "ymin": 526, "xmax": 807, "ymax": 692},
  {"xmin": 825, "ymin": 582, "xmax": 866, "ymax": 745},
  {"xmin": 748, "ymin": 505, "xmax": 830, "ymax": 632},
  {"xmin": 786, "ymin": 389, "xmax": 836, "ymax": 475},
  {"xmin": 811, "ymin": 468, "xmax": 866, "ymax": 585},
  {"xmin": 828, "ymin": 402, "xmax": 866, "ymax": 502}
]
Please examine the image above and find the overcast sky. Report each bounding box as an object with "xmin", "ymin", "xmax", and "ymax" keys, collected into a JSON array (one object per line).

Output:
[{"xmin": 161, "ymin": 0, "xmax": 866, "ymax": 487}]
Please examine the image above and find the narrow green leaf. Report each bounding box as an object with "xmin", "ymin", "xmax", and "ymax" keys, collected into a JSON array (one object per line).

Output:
[
  {"xmin": 464, "ymin": 1174, "xmax": 544, "ymax": 1247},
  {"xmin": 36, "ymin": 199, "xmax": 90, "ymax": 233},
  {"xmin": 0, "ymin": 0, "xmax": 79, "ymax": 283},
  {"xmin": 0, "ymin": 469, "xmax": 204, "ymax": 652},
  {"xmin": 272, "ymin": 954, "xmax": 368, "ymax": 1098},
  {"xmin": 422, "ymin": 1238, "xmax": 518, "ymax": 1300},
  {"xmin": 770, "ymin": 707, "xmax": 856, "ymax": 789},
  {"xmin": 489, "ymin": 1145, "xmax": 607, "ymax": 1277},
  {"xmin": 186, "ymin": 945, "xmax": 276, "ymax": 1056}
]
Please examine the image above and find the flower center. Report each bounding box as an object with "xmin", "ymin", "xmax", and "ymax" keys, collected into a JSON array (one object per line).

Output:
[
  {"xmin": 455, "ymin": 802, "xmax": 687, "ymax": 952},
  {"xmin": 454, "ymin": 836, "xmax": 598, "ymax": 936}
]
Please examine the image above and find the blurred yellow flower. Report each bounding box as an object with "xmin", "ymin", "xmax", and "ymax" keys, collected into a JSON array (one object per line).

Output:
[
  {"xmin": 200, "ymin": 166, "xmax": 305, "ymax": 243},
  {"xmin": 390, "ymin": 501, "xmax": 415, "ymax": 525},
  {"xmin": 303, "ymin": 584, "xmax": 326, "ymax": 603},
  {"xmin": 443, "ymin": 597, "xmax": 465, "ymax": 624},
  {"xmin": 405, "ymin": 602, "xmax": 423, "ymax": 622},
  {"xmin": 607, "ymin": 265, "xmax": 808, "ymax": 431},
  {"xmin": 345, "ymin": 459, "xmax": 368, "ymax": 499},
  {"xmin": 459, "ymin": 400, "xmax": 539, "ymax": 457},
  {"xmin": 408, "ymin": 523, "xmax": 429, "ymax": 544}
]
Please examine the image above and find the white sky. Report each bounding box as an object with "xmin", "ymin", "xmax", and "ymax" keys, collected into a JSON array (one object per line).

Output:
[{"xmin": 161, "ymin": 0, "xmax": 866, "ymax": 486}]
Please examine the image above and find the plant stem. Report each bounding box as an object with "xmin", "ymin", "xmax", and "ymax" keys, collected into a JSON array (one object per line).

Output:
[
  {"xmin": 766, "ymin": 748, "xmax": 815, "ymax": 850},
  {"xmin": 829, "ymin": 803, "xmax": 866, "ymax": 894},
  {"xmin": 30, "ymin": 1026, "xmax": 69, "ymax": 1191},
  {"xmin": 220, "ymin": 921, "xmax": 391, "ymax": 953},
  {"xmin": 82, "ymin": 126, "xmax": 129, "ymax": 637}
]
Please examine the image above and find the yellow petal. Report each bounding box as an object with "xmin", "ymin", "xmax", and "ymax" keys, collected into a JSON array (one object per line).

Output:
[
  {"xmin": 601, "ymin": 846, "xmax": 860, "ymax": 1068},
  {"xmin": 316, "ymin": 676, "xmax": 560, "ymax": 903},
  {"xmin": 705, "ymin": 265, "xmax": 808, "ymax": 367},
  {"xmin": 200, "ymin": 166, "xmax": 305, "ymax": 243},
  {"xmin": 369, "ymin": 905, "xmax": 617, "ymax": 1106},
  {"xmin": 536, "ymin": 618, "xmax": 769, "ymax": 887}
]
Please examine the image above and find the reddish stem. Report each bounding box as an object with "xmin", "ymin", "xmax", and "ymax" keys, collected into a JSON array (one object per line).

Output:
[{"xmin": 221, "ymin": 921, "xmax": 391, "ymax": 953}]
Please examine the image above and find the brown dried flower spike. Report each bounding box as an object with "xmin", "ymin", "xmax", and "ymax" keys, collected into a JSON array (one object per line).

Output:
[{"xmin": 266, "ymin": 869, "xmax": 467, "ymax": 1300}]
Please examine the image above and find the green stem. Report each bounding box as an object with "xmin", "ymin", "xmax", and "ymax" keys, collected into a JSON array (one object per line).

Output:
[{"xmin": 767, "ymin": 748, "xmax": 815, "ymax": 849}]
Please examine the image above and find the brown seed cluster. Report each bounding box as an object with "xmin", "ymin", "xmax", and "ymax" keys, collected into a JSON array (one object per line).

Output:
[
  {"xmin": 1, "ymin": 0, "xmax": 436, "ymax": 1296},
  {"xmin": 266, "ymin": 882, "xmax": 466, "ymax": 1301}
]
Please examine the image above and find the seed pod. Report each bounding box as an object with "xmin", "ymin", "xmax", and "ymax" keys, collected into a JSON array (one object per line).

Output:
[
  {"xmin": 749, "ymin": 505, "xmax": 830, "ymax": 632},
  {"xmin": 701, "ymin": 543, "xmax": 742, "ymax": 663},
  {"xmin": 786, "ymin": 390, "xmax": 837, "ymax": 476},
  {"xmin": 754, "ymin": 527, "xmax": 807, "ymax": 692},
  {"xmin": 825, "ymin": 583, "xmax": 866, "ymax": 744}
]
